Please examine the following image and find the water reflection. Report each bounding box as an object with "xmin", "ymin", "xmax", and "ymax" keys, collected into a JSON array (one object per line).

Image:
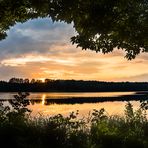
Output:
[
  {"xmin": 41, "ymin": 94, "xmax": 46, "ymax": 105},
  {"xmin": 0, "ymin": 92, "xmax": 147, "ymax": 117},
  {"xmin": 27, "ymin": 101, "xmax": 141, "ymax": 117},
  {"xmin": 27, "ymin": 92, "xmax": 137, "ymax": 99},
  {"xmin": 27, "ymin": 94, "xmax": 148, "ymax": 105}
]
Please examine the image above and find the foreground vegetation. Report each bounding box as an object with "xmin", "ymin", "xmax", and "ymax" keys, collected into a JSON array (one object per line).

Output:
[{"xmin": 0, "ymin": 93, "xmax": 148, "ymax": 148}]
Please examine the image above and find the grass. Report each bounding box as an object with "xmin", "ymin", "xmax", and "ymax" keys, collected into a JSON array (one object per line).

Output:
[{"xmin": 0, "ymin": 92, "xmax": 148, "ymax": 148}]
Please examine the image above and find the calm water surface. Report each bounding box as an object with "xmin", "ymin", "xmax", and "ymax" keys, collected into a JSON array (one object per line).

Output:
[{"xmin": 0, "ymin": 92, "xmax": 146, "ymax": 117}]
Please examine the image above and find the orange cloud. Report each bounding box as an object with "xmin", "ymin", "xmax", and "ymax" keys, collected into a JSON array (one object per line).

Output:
[{"xmin": 1, "ymin": 18, "xmax": 148, "ymax": 81}]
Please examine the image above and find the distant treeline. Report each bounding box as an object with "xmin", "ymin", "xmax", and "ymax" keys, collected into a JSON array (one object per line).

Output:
[{"xmin": 0, "ymin": 78, "xmax": 148, "ymax": 92}]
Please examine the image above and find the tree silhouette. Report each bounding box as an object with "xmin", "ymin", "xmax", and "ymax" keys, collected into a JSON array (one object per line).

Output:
[{"xmin": 0, "ymin": 0, "xmax": 148, "ymax": 59}]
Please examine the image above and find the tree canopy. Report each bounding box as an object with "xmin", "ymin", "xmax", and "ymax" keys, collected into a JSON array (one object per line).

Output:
[{"xmin": 0, "ymin": 0, "xmax": 148, "ymax": 59}]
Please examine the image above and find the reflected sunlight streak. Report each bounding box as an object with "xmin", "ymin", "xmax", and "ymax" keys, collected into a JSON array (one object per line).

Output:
[{"xmin": 41, "ymin": 94, "xmax": 46, "ymax": 105}]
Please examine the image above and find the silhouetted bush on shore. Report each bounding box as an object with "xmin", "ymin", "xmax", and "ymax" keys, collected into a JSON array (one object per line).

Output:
[{"xmin": 0, "ymin": 93, "xmax": 148, "ymax": 148}]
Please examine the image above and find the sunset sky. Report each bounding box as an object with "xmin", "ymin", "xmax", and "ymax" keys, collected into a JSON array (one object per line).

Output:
[{"xmin": 0, "ymin": 18, "xmax": 148, "ymax": 82}]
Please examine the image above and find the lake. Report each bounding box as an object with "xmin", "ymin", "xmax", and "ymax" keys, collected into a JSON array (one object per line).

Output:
[{"xmin": 0, "ymin": 91, "xmax": 147, "ymax": 117}]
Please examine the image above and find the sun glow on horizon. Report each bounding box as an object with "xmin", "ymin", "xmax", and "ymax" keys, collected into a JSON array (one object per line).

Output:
[{"xmin": 39, "ymin": 78, "xmax": 45, "ymax": 82}]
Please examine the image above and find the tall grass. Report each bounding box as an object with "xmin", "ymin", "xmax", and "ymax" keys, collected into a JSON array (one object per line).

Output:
[{"xmin": 0, "ymin": 92, "xmax": 148, "ymax": 148}]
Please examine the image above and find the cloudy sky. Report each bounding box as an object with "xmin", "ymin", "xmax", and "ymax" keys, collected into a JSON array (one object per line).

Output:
[{"xmin": 0, "ymin": 18, "xmax": 148, "ymax": 82}]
